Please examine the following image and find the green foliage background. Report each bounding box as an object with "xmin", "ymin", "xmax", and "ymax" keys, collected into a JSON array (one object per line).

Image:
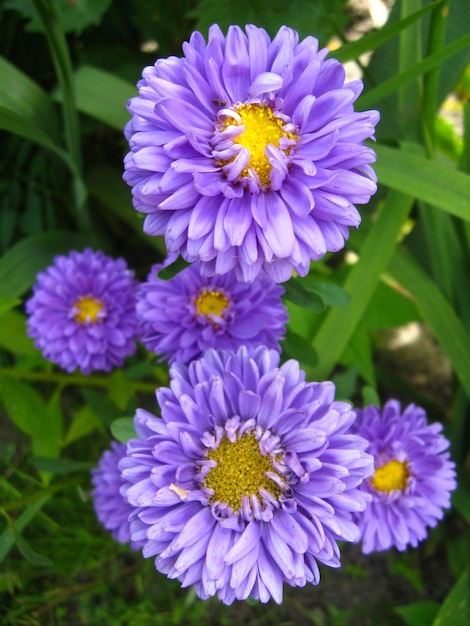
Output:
[{"xmin": 0, "ymin": 0, "xmax": 469, "ymax": 624}]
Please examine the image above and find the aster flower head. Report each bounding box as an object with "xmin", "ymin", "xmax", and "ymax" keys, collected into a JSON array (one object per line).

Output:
[
  {"xmin": 124, "ymin": 24, "xmax": 379, "ymax": 283},
  {"xmin": 120, "ymin": 346, "xmax": 374, "ymax": 604},
  {"xmin": 91, "ymin": 441, "xmax": 143, "ymax": 550},
  {"xmin": 26, "ymin": 248, "xmax": 140, "ymax": 374},
  {"xmin": 136, "ymin": 261, "xmax": 288, "ymax": 364},
  {"xmin": 352, "ymin": 400, "xmax": 457, "ymax": 554}
]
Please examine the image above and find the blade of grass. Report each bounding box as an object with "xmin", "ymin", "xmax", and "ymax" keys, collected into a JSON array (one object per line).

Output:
[
  {"xmin": 0, "ymin": 495, "xmax": 51, "ymax": 563},
  {"xmin": 390, "ymin": 247, "xmax": 470, "ymax": 401},
  {"xmin": 309, "ymin": 190, "xmax": 414, "ymax": 381},
  {"xmin": 358, "ymin": 33, "xmax": 470, "ymax": 109},
  {"xmin": 374, "ymin": 143, "xmax": 470, "ymax": 221}
]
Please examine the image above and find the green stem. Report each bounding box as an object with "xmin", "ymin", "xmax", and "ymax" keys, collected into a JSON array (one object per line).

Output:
[
  {"xmin": 0, "ymin": 368, "xmax": 158, "ymax": 394},
  {"xmin": 32, "ymin": 0, "xmax": 90, "ymax": 232}
]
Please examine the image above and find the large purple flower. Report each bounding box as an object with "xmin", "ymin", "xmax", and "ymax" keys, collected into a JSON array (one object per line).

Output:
[
  {"xmin": 26, "ymin": 249, "xmax": 140, "ymax": 374},
  {"xmin": 120, "ymin": 346, "xmax": 373, "ymax": 604},
  {"xmin": 136, "ymin": 261, "xmax": 288, "ymax": 364},
  {"xmin": 352, "ymin": 400, "xmax": 457, "ymax": 554},
  {"xmin": 123, "ymin": 24, "xmax": 379, "ymax": 283},
  {"xmin": 91, "ymin": 441, "xmax": 142, "ymax": 550}
]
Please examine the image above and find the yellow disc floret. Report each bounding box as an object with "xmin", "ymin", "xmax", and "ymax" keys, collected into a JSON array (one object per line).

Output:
[
  {"xmin": 195, "ymin": 290, "xmax": 229, "ymax": 319},
  {"xmin": 73, "ymin": 296, "xmax": 104, "ymax": 324},
  {"xmin": 371, "ymin": 459, "xmax": 410, "ymax": 493},
  {"xmin": 221, "ymin": 104, "xmax": 298, "ymax": 187},
  {"xmin": 205, "ymin": 433, "xmax": 282, "ymax": 512}
]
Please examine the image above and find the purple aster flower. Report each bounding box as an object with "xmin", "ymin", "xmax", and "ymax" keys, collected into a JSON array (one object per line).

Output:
[
  {"xmin": 123, "ymin": 24, "xmax": 379, "ymax": 283},
  {"xmin": 352, "ymin": 400, "xmax": 457, "ymax": 554},
  {"xmin": 119, "ymin": 346, "xmax": 374, "ymax": 604},
  {"xmin": 136, "ymin": 261, "xmax": 288, "ymax": 364},
  {"xmin": 91, "ymin": 442, "xmax": 143, "ymax": 550},
  {"xmin": 26, "ymin": 248, "xmax": 140, "ymax": 374}
]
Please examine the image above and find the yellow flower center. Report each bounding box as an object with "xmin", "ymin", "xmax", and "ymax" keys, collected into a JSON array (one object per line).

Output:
[
  {"xmin": 195, "ymin": 290, "xmax": 229, "ymax": 319},
  {"xmin": 371, "ymin": 459, "xmax": 410, "ymax": 493},
  {"xmin": 205, "ymin": 433, "xmax": 282, "ymax": 512},
  {"xmin": 73, "ymin": 296, "xmax": 104, "ymax": 324},
  {"xmin": 221, "ymin": 103, "xmax": 298, "ymax": 187}
]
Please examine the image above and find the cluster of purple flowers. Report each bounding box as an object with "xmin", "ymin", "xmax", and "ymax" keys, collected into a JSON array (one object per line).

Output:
[{"xmin": 24, "ymin": 24, "xmax": 456, "ymax": 606}]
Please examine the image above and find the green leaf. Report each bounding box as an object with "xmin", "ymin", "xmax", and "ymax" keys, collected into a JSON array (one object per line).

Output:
[
  {"xmin": 86, "ymin": 165, "xmax": 165, "ymax": 253},
  {"xmin": 309, "ymin": 190, "xmax": 414, "ymax": 380},
  {"xmin": 0, "ymin": 375, "xmax": 61, "ymax": 459},
  {"xmin": 8, "ymin": 520, "xmax": 52, "ymax": 567},
  {"xmin": 0, "ymin": 298, "xmax": 21, "ymax": 316},
  {"xmin": 0, "ymin": 106, "xmax": 77, "ymax": 174},
  {"xmin": 111, "ymin": 417, "xmax": 137, "ymax": 443},
  {"xmin": 5, "ymin": 0, "xmax": 113, "ymax": 35},
  {"xmin": 64, "ymin": 405, "xmax": 102, "ymax": 446},
  {"xmin": 107, "ymin": 370, "xmax": 133, "ymax": 411},
  {"xmin": 341, "ymin": 323, "xmax": 376, "ymax": 387},
  {"xmin": 72, "ymin": 65, "xmax": 136, "ymax": 131},
  {"xmin": 80, "ymin": 388, "xmax": 120, "ymax": 428},
  {"xmin": 452, "ymin": 485, "xmax": 470, "ymax": 524},
  {"xmin": 432, "ymin": 569, "xmax": 468, "ymax": 626},
  {"xmin": 281, "ymin": 329, "xmax": 318, "ymax": 367},
  {"xmin": 359, "ymin": 33, "xmax": 470, "ymax": 109},
  {"xmin": 362, "ymin": 385, "xmax": 380, "ymax": 408},
  {"xmin": 0, "ymin": 55, "xmax": 59, "ymax": 141},
  {"xmin": 0, "ymin": 495, "xmax": 51, "ymax": 563},
  {"xmin": 157, "ymin": 257, "xmax": 191, "ymax": 281},
  {"xmin": 300, "ymin": 278, "xmax": 350, "ymax": 308},
  {"xmin": 374, "ymin": 143, "xmax": 470, "ymax": 222},
  {"xmin": 29, "ymin": 457, "xmax": 94, "ymax": 475},
  {"xmin": 0, "ymin": 311, "xmax": 37, "ymax": 356},
  {"xmin": 334, "ymin": 0, "xmax": 445, "ymax": 64},
  {"xmin": 283, "ymin": 278, "xmax": 326, "ymax": 313},
  {"xmin": 0, "ymin": 230, "xmax": 88, "ymax": 299},
  {"xmin": 395, "ymin": 601, "xmax": 440, "ymax": 626},
  {"xmin": 390, "ymin": 248, "xmax": 470, "ymax": 402}
]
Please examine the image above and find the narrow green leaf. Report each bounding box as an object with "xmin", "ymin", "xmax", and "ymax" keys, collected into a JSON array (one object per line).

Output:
[
  {"xmin": 358, "ymin": 33, "xmax": 470, "ymax": 109},
  {"xmin": 29, "ymin": 457, "xmax": 94, "ymax": 475},
  {"xmin": 80, "ymin": 388, "xmax": 120, "ymax": 428},
  {"xmin": 5, "ymin": 516, "xmax": 53, "ymax": 567},
  {"xmin": 390, "ymin": 248, "xmax": 470, "ymax": 401},
  {"xmin": 0, "ymin": 230, "xmax": 88, "ymax": 299},
  {"xmin": 309, "ymin": 190, "xmax": 414, "ymax": 380},
  {"xmin": 374, "ymin": 144, "xmax": 470, "ymax": 221},
  {"xmin": 432, "ymin": 569, "xmax": 468, "ymax": 626},
  {"xmin": 157, "ymin": 257, "xmax": 191, "ymax": 281},
  {"xmin": 73, "ymin": 65, "xmax": 136, "ymax": 131},
  {"xmin": 0, "ymin": 494, "xmax": 50, "ymax": 563},
  {"xmin": 0, "ymin": 106, "xmax": 76, "ymax": 174},
  {"xmin": 0, "ymin": 55, "xmax": 59, "ymax": 141},
  {"xmin": 334, "ymin": 0, "xmax": 445, "ymax": 63},
  {"xmin": 86, "ymin": 165, "xmax": 165, "ymax": 253},
  {"xmin": 283, "ymin": 278, "xmax": 326, "ymax": 313},
  {"xmin": 111, "ymin": 417, "xmax": 137, "ymax": 443},
  {"xmin": 451, "ymin": 486, "xmax": 470, "ymax": 525}
]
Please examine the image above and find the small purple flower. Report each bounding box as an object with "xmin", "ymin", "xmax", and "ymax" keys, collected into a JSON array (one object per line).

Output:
[
  {"xmin": 352, "ymin": 400, "xmax": 457, "ymax": 554},
  {"xmin": 124, "ymin": 24, "xmax": 379, "ymax": 283},
  {"xmin": 120, "ymin": 346, "xmax": 373, "ymax": 604},
  {"xmin": 91, "ymin": 441, "xmax": 142, "ymax": 550},
  {"xmin": 136, "ymin": 261, "xmax": 288, "ymax": 364},
  {"xmin": 26, "ymin": 249, "xmax": 140, "ymax": 374}
]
